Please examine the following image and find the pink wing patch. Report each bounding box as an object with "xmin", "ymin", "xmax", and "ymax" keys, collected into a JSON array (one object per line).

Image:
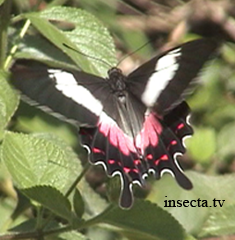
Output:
[
  {"xmin": 99, "ymin": 119, "xmax": 136, "ymax": 156},
  {"xmin": 135, "ymin": 112, "xmax": 162, "ymax": 153}
]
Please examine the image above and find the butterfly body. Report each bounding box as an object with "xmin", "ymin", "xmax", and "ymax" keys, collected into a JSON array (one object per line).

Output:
[
  {"xmin": 107, "ymin": 67, "xmax": 127, "ymax": 96},
  {"xmin": 11, "ymin": 38, "xmax": 219, "ymax": 208}
]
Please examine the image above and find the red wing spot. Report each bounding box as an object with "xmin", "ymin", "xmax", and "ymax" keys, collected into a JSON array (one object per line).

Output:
[
  {"xmin": 154, "ymin": 160, "xmax": 160, "ymax": 165},
  {"xmin": 146, "ymin": 154, "xmax": 153, "ymax": 160},
  {"xmin": 160, "ymin": 154, "xmax": 168, "ymax": 161},
  {"xmin": 92, "ymin": 148, "xmax": 105, "ymax": 154},
  {"xmin": 133, "ymin": 168, "xmax": 139, "ymax": 173},
  {"xmin": 177, "ymin": 123, "xmax": 184, "ymax": 130},
  {"xmin": 108, "ymin": 159, "xmax": 115, "ymax": 164},
  {"xmin": 134, "ymin": 159, "xmax": 141, "ymax": 165},
  {"xmin": 123, "ymin": 167, "xmax": 131, "ymax": 173},
  {"xmin": 171, "ymin": 140, "xmax": 177, "ymax": 145}
]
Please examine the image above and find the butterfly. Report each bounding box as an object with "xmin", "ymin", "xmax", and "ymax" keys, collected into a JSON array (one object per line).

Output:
[{"xmin": 11, "ymin": 38, "xmax": 218, "ymax": 208}]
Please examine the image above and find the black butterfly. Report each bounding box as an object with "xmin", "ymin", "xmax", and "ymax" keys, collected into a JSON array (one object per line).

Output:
[{"xmin": 11, "ymin": 38, "xmax": 218, "ymax": 208}]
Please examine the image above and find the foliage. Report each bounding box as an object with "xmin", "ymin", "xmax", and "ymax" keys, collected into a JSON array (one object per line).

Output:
[{"xmin": 0, "ymin": 0, "xmax": 235, "ymax": 240}]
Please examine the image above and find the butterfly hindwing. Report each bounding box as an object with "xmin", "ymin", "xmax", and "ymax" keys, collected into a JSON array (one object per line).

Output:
[
  {"xmin": 79, "ymin": 114, "xmax": 143, "ymax": 209},
  {"xmin": 144, "ymin": 102, "xmax": 193, "ymax": 189}
]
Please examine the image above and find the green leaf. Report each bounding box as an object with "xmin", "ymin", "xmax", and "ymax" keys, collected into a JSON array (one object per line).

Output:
[
  {"xmin": 147, "ymin": 171, "xmax": 235, "ymax": 235},
  {"xmin": 9, "ymin": 219, "xmax": 39, "ymax": 233},
  {"xmin": 10, "ymin": 190, "xmax": 31, "ymax": 222},
  {"xmin": 102, "ymin": 200, "xmax": 188, "ymax": 240},
  {"xmin": 1, "ymin": 132, "xmax": 81, "ymax": 194},
  {"xmin": 200, "ymin": 204, "xmax": 235, "ymax": 237},
  {"xmin": 0, "ymin": 71, "xmax": 19, "ymax": 139},
  {"xmin": 10, "ymin": 218, "xmax": 59, "ymax": 233},
  {"xmin": 22, "ymin": 186, "xmax": 73, "ymax": 222},
  {"xmin": 187, "ymin": 127, "xmax": 216, "ymax": 163},
  {"xmin": 73, "ymin": 189, "xmax": 85, "ymax": 218},
  {"xmin": 25, "ymin": 6, "xmax": 117, "ymax": 77}
]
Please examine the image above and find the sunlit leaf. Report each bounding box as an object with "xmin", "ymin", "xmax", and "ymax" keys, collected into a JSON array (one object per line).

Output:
[
  {"xmin": 25, "ymin": 7, "xmax": 117, "ymax": 77},
  {"xmin": 1, "ymin": 132, "xmax": 81, "ymax": 194}
]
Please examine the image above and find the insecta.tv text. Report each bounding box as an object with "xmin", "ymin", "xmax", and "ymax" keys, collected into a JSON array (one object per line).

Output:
[{"xmin": 164, "ymin": 196, "xmax": 225, "ymax": 207}]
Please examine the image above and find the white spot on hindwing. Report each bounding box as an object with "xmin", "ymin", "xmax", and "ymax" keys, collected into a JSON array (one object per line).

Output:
[
  {"xmin": 48, "ymin": 70, "xmax": 103, "ymax": 116},
  {"xmin": 141, "ymin": 48, "xmax": 181, "ymax": 107}
]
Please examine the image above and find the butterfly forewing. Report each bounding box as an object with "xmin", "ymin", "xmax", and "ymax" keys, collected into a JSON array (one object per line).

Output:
[
  {"xmin": 10, "ymin": 38, "xmax": 219, "ymax": 209},
  {"xmin": 127, "ymin": 38, "xmax": 218, "ymax": 114},
  {"xmin": 11, "ymin": 61, "xmax": 109, "ymax": 127}
]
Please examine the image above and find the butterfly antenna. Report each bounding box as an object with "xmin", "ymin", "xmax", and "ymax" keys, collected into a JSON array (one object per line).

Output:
[
  {"xmin": 63, "ymin": 43, "xmax": 113, "ymax": 69},
  {"xmin": 117, "ymin": 40, "xmax": 152, "ymax": 67}
]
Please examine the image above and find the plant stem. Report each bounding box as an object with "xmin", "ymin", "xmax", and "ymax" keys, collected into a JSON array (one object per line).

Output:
[
  {"xmin": 0, "ymin": 0, "xmax": 12, "ymax": 68},
  {"xmin": 4, "ymin": 19, "xmax": 31, "ymax": 70},
  {"xmin": 0, "ymin": 225, "xmax": 71, "ymax": 240},
  {"xmin": 79, "ymin": 204, "xmax": 116, "ymax": 228},
  {"xmin": 65, "ymin": 161, "xmax": 91, "ymax": 198},
  {"xmin": 0, "ymin": 203, "xmax": 115, "ymax": 239}
]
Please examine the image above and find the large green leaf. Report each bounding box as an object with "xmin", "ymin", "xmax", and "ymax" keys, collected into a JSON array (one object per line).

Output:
[
  {"xmin": 1, "ymin": 132, "xmax": 81, "ymax": 194},
  {"xmin": 24, "ymin": 7, "xmax": 117, "ymax": 77},
  {"xmin": 102, "ymin": 200, "xmax": 188, "ymax": 240},
  {"xmin": 147, "ymin": 171, "xmax": 235, "ymax": 235},
  {"xmin": 0, "ymin": 71, "xmax": 19, "ymax": 139},
  {"xmin": 22, "ymin": 186, "xmax": 73, "ymax": 222}
]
